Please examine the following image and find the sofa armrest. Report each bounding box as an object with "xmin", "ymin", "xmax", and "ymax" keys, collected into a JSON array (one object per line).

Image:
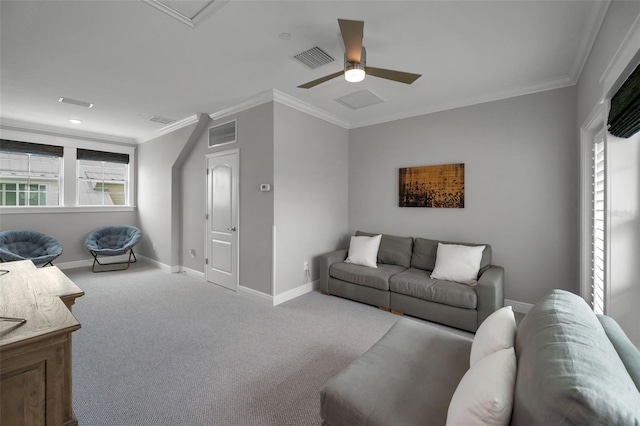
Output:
[
  {"xmin": 319, "ymin": 249, "xmax": 348, "ymax": 293},
  {"xmin": 476, "ymin": 265, "xmax": 505, "ymax": 327}
]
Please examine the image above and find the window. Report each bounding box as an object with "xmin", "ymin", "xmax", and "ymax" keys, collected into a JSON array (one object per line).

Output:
[
  {"xmin": 77, "ymin": 149, "xmax": 129, "ymax": 206},
  {"xmin": 591, "ymin": 131, "xmax": 606, "ymax": 314},
  {"xmin": 0, "ymin": 140, "xmax": 62, "ymax": 206}
]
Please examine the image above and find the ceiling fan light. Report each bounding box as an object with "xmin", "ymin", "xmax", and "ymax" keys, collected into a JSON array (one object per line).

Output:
[{"xmin": 345, "ymin": 68, "xmax": 365, "ymax": 83}]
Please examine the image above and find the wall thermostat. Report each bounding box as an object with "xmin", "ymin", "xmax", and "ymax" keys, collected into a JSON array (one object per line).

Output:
[{"xmin": 260, "ymin": 183, "xmax": 271, "ymax": 192}]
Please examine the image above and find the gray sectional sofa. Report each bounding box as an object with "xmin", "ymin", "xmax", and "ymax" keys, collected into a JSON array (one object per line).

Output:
[
  {"xmin": 320, "ymin": 289, "xmax": 640, "ymax": 425},
  {"xmin": 319, "ymin": 231, "xmax": 504, "ymax": 332}
]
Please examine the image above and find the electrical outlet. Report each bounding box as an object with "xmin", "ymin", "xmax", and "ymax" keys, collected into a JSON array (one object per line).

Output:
[{"xmin": 303, "ymin": 261, "xmax": 309, "ymax": 272}]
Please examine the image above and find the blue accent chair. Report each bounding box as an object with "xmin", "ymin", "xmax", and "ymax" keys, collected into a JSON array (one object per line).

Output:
[
  {"xmin": 0, "ymin": 230, "xmax": 63, "ymax": 267},
  {"xmin": 85, "ymin": 225, "xmax": 141, "ymax": 272}
]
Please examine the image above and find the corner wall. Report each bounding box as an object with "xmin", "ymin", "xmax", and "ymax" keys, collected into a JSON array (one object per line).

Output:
[
  {"xmin": 273, "ymin": 103, "xmax": 349, "ymax": 297},
  {"xmin": 348, "ymin": 87, "xmax": 579, "ymax": 305}
]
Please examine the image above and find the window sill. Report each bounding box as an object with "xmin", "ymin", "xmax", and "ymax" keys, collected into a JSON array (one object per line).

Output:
[{"xmin": 0, "ymin": 206, "xmax": 136, "ymax": 214}]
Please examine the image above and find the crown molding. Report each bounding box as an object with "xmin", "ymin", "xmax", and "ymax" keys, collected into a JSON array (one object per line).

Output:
[
  {"xmin": 272, "ymin": 90, "xmax": 350, "ymax": 129},
  {"xmin": 570, "ymin": 0, "xmax": 611, "ymax": 85},
  {"xmin": 349, "ymin": 75, "xmax": 576, "ymax": 129},
  {"xmin": 141, "ymin": 0, "xmax": 229, "ymax": 29},
  {"xmin": 0, "ymin": 118, "xmax": 137, "ymax": 146},
  {"xmin": 209, "ymin": 89, "xmax": 350, "ymax": 129},
  {"xmin": 600, "ymin": 11, "xmax": 640, "ymax": 96},
  {"xmin": 138, "ymin": 114, "xmax": 200, "ymax": 144}
]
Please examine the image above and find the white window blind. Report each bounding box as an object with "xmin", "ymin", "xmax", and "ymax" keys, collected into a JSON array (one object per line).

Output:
[{"xmin": 592, "ymin": 134, "xmax": 606, "ymax": 314}]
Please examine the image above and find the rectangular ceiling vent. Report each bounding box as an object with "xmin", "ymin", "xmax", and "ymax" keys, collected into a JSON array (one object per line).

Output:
[
  {"xmin": 148, "ymin": 115, "xmax": 176, "ymax": 125},
  {"xmin": 294, "ymin": 46, "xmax": 335, "ymax": 69},
  {"xmin": 58, "ymin": 97, "xmax": 94, "ymax": 108},
  {"xmin": 209, "ymin": 119, "xmax": 237, "ymax": 147},
  {"xmin": 334, "ymin": 90, "xmax": 385, "ymax": 110}
]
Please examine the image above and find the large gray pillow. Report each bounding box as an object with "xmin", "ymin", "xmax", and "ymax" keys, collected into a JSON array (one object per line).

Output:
[
  {"xmin": 355, "ymin": 231, "xmax": 413, "ymax": 268},
  {"xmin": 411, "ymin": 237, "xmax": 492, "ymax": 273},
  {"xmin": 512, "ymin": 289, "xmax": 640, "ymax": 425}
]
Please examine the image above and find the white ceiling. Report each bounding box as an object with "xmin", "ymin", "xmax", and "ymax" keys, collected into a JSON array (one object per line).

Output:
[{"xmin": 0, "ymin": 0, "xmax": 609, "ymax": 144}]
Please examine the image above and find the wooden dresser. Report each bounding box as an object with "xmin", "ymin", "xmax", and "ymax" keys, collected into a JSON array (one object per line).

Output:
[{"xmin": 0, "ymin": 260, "xmax": 84, "ymax": 426}]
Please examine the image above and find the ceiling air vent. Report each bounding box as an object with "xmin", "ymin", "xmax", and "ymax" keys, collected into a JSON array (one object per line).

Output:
[
  {"xmin": 58, "ymin": 97, "xmax": 93, "ymax": 108},
  {"xmin": 334, "ymin": 90, "xmax": 385, "ymax": 110},
  {"xmin": 294, "ymin": 46, "xmax": 334, "ymax": 69},
  {"xmin": 148, "ymin": 115, "xmax": 176, "ymax": 125},
  {"xmin": 209, "ymin": 119, "xmax": 237, "ymax": 147}
]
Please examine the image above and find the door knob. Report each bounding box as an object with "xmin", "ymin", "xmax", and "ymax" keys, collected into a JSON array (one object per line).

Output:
[{"xmin": 227, "ymin": 226, "xmax": 236, "ymax": 232}]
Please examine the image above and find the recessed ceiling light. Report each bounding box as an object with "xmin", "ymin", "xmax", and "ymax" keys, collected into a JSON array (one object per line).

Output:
[
  {"xmin": 279, "ymin": 32, "xmax": 291, "ymax": 40},
  {"xmin": 69, "ymin": 119, "xmax": 82, "ymax": 124}
]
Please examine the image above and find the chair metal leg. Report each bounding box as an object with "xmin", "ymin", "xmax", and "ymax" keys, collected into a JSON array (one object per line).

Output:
[{"xmin": 90, "ymin": 248, "xmax": 137, "ymax": 273}]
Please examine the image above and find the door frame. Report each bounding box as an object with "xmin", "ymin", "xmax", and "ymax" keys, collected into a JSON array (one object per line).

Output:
[{"xmin": 205, "ymin": 148, "xmax": 240, "ymax": 292}]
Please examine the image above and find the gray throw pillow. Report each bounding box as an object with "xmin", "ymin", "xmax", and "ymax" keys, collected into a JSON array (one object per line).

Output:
[{"xmin": 355, "ymin": 231, "xmax": 413, "ymax": 268}]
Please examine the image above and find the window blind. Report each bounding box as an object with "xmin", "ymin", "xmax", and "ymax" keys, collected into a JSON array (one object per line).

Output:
[
  {"xmin": 77, "ymin": 148, "xmax": 129, "ymax": 164},
  {"xmin": 592, "ymin": 138, "xmax": 606, "ymax": 315},
  {"xmin": 0, "ymin": 139, "xmax": 64, "ymax": 157},
  {"xmin": 608, "ymin": 62, "xmax": 640, "ymax": 138}
]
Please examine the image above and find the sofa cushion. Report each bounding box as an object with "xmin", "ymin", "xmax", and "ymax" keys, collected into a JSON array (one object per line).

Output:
[
  {"xmin": 320, "ymin": 318, "xmax": 472, "ymax": 426},
  {"xmin": 330, "ymin": 262, "xmax": 406, "ymax": 291},
  {"xmin": 411, "ymin": 238, "xmax": 492, "ymax": 274},
  {"xmin": 344, "ymin": 234, "xmax": 382, "ymax": 268},
  {"xmin": 597, "ymin": 314, "xmax": 640, "ymax": 391},
  {"xmin": 446, "ymin": 347, "xmax": 516, "ymax": 426},
  {"xmin": 389, "ymin": 267, "xmax": 477, "ymax": 309},
  {"xmin": 356, "ymin": 231, "xmax": 413, "ymax": 268},
  {"xmin": 512, "ymin": 289, "xmax": 640, "ymax": 425}
]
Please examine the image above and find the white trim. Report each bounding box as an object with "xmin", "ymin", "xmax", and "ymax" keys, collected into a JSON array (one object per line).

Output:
[
  {"xmin": 179, "ymin": 266, "xmax": 204, "ymax": 278},
  {"xmin": 0, "ymin": 206, "xmax": 136, "ymax": 215},
  {"xmin": 208, "ymin": 89, "xmax": 349, "ymax": 129},
  {"xmin": 273, "ymin": 280, "xmax": 319, "ymax": 306},
  {"xmin": 138, "ymin": 114, "xmax": 200, "ymax": 144},
  {"xmin": 209, "ymin": 89, "xmax": 274, "ymax": 121},
  {"xmin": 272, "ymin": 90, "xmax": 350, "ymax": 129},
  {"xmin": 204, "ymin": 149, "xmax": 240, "ymax": 292},
  {"xmin": 600, "ymin": 12, "xmax": 640, "ymax": 91},
  {"xmin": 272, "ymin": 224, "xmax": 277, "ymax": 299},
  {"xmin": 239, "ymin": 285, "xmax": 273, "ymax": 304},
  {"xmin": 138, "ymin": 255, "xmax": 173, "ymax": 273},
  {"xmin": 0, "ymin": 120, "xmax": 137, "ymax": 146},
  {"xmin": 140, "ymin": 0, "xmax": 229, "ymax": 29},
  {"xmin": 504, "ymin": 299, "xmax": 533, "ymax": 314},
  {"xmin": 570, "ymin": 1, "xmax": 611, "ymax": 84}
]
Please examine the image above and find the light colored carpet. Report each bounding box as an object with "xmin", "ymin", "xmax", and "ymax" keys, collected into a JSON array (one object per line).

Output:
[{"xmin": 66, "ymin": 263, "xmax": 470, "ymax": 425}]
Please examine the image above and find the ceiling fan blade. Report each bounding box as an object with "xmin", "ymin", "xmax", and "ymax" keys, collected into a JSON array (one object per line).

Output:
[
  {"xmin": 297, "ymin": 70, "xmax": 344, "ymax": 89},
  {"xmin": 366, "ymin": 66, "xmax": 421, "ymax": 84},
  {"xmin": 338, "ymin": 19, "xmax": 364, "ymax": 63}
]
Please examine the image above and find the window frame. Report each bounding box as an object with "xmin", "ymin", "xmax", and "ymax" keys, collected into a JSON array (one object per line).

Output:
[{"xmin": 0, "ymin": 129, "xmax": 136, "ymax": 214}]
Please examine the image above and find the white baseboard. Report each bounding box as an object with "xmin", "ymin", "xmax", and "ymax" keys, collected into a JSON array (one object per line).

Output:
[
  {"xmin": 505, "ymin": 299, "xmax": 533, "ymax": 314},
  {"xmin": 239, "ymin": 285, "xmax": 273, "ymax": 304},
  {"xmin": 179, "ymin": 266, "xmax": 205, "ymax": 278},
  {"xmin": 273, "ymin": 280, "xmax": 318, "ymax": 306}
]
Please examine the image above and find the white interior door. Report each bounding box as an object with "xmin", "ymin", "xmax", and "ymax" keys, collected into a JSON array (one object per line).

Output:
[{"xmin": 206, "ymin": 150, "xmax": 239, "ymax": 291}]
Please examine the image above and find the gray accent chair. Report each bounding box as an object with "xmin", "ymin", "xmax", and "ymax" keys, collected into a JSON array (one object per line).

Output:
[
  {"xmin": 320, "ymin": 231, "xmax": 504, "ymax": 332},
  {"xmin": 85, "ymin": 225, "xmax": 141, "ymax": 272},
  {"xmin": 320, "ymin": 290, "xmax": 640, "ymax": 425},
  {"xmin": 0, "ymin": 230, "xmax": 63, "ymax": 266}
]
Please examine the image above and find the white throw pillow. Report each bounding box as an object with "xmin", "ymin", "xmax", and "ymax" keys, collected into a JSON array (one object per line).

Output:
[
  {"xmin": 344, "ymin": 234, "xmax": 382, "ymax": 268},
  {"xmin": 446, "ymin": 347, "xmax": 517, "ymax": 426},
  {"xmin": 470, "ymin": 306, "xmax": 517, "ymax": 367},
  {"xmin": 430, "ymin": 243, "xmax": 486, "ymax": 285}
]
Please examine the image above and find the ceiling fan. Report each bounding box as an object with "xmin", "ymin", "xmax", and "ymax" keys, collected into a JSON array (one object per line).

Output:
[{"xmin": 298, "ymin": 19, "xmax": 422, "ymax": 89}]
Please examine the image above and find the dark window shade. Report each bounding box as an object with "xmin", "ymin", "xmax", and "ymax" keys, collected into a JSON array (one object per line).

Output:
[
  {"xmin": 0, "ymin": 139, "xmax": 64, "ymax": 157},
  {"xmin": 77, "ymin": 148, "xmax": 129, "ymax": 164},
  {"xmin": 608, "ymin": 62, "xmax": 640, "ymax": 139}
]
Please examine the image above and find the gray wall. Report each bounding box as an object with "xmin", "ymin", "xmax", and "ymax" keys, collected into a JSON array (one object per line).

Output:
[
  {"xmin": 180, "ymin": 103, "xmax": 275, "ymax": 295},
  {"xmin": 137, "ymin": 122, "xmax": 202, "ymax": 266},
  {"xmin": 0, "ymin": 210, "xmax": 137, "ymax": 264},
  {"xmin": 348, "ymin": 87, "xmax": 578, "ymax": 305},
  {"xmin": 273, "ymin": 103, "xmax": 349, "ymax": 295}
]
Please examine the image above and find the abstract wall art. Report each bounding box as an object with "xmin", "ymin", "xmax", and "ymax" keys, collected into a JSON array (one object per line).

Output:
[{"xmin": 399, "ymin": 163, "xmax": 465, "ymax": 208}]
